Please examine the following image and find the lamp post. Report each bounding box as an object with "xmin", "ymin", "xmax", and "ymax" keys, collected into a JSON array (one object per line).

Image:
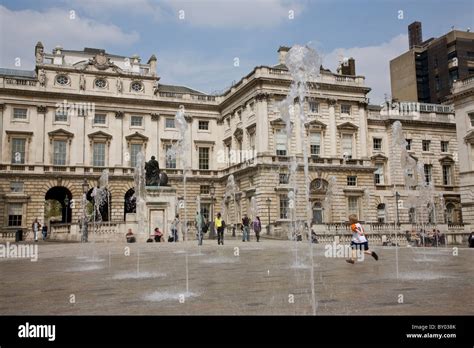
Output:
[
  {"xmin": 64, "ymin": 196, "xmax": 70, "ymax": 224},
  {"xmin": 209, "ymin": 183, "xmax": 215, "ymax": 239},
  {"xmin": 81, "ymin": 179, "xmax": 89, "ymax": 242},
  {"xmin": 266, "ymin": 198, "xmax": 271, "ymax": 235}
]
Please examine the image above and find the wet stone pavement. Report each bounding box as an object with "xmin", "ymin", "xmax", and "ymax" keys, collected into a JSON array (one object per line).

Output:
[{"xmin": 0, "ymin": 239, "xmax": 472, "ymax": 315}]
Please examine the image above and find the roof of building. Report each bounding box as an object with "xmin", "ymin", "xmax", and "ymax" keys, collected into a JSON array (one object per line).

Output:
[
  {"xmin": 271, "ymin": 63, "xmax": 332, "ymax": 73},
  {"xmin": 0, "ymin": 68, "xmax": 36, "ymax": 79},
  {"xmin": 62, "ymin": 48, "xmax": 128, "ymax": 59},
  {"xmin": 368, "ymin": 104, "xmax": 382, "ymax": 111},
  {"xmin": 159, "ymin": 84, "xmax": 206, "ymax": 95}
]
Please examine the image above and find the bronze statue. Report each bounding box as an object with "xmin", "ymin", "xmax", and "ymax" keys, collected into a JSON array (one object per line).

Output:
[{"xmin": 145, "ymin": 156, "xmax": 160, "ymax": 186}]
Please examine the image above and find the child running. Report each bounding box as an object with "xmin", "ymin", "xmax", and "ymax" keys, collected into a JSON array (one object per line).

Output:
[{"xmin": 346, "ymin": 214, "xmax": 379, "ymax": 264}]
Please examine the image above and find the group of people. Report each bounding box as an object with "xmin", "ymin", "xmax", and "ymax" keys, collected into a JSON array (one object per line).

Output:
[
  {"xmin": 405, "ymin": 229, "xmax": 446, "ymax": 247},
  {"xmin": 31, "ymin": 218, "xmax": 48, "ymax": 242}
]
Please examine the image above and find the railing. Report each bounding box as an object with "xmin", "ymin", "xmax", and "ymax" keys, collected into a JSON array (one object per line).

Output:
[{"xmin": 5, "ymin": 78, "xmax": 37, "ymax": 86}]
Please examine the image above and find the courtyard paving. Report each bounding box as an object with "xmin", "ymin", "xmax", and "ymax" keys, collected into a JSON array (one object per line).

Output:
[{"xmin": 0, "ymin": 237, "xmax": 472, "ymax": 315}]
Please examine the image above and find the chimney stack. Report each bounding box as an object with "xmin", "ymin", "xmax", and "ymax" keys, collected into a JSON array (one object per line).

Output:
[
  {"xmin": 338, "ymin": 57, "xmax": 356, "ymax": 75},
  {"xmin": 277, "ymin": 46, "xmax": 290, "ymax": 65},
  {"xmin": 408, "ymin": 21, "xmax": 423, "ymax": 48}
]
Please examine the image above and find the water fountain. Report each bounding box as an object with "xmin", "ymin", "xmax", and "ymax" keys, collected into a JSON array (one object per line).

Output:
[{"xmin": 134, "ymin": 152, "xmax": 147, "ymax": 236}]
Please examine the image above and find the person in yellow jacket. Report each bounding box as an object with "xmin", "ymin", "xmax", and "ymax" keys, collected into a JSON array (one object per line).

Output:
[{"xmin": 214, "ymin": 212, "xmax": 225, "ymax": 245}]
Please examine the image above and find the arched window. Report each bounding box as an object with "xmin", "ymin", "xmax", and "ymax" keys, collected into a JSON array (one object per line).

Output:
[
  {"xmin": 446, "ymin": 203, "xmax": 455, "ymax": 224},
  {"xmin": 312, "ymin": 202, "xmax": 323, "ymax": 224},
  {"xmin": 377, "ymin": 203, "xmax": 386, "ymax": 223}
]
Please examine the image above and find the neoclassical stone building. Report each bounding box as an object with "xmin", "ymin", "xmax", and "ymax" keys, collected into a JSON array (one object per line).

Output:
[{"xmin": 0, "ymin": 43, "xmax": 465, "ymax": 240}]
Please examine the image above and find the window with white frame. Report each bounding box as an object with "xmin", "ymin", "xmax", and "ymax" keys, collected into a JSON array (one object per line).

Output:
[
  {"xmin": 310, "ymin": 133, "xmax": 321, "ymax": 156},
  {"xmin": 348, "ymin": 197, "xmax": 359, "ymax": 216},
  {"xmin": 93, "ymin": 142, "xmax": 106, "ymax": 167},
  {"xmin": 406, "ymin": 139, "xmax": 412, "ymax": 150},
  {"xmin": 468, "ymin": 113, "xmax": 474, "ymax": 127},
  {"xmin": 200, "ymin": 185, "xmax": 210, "ymax": 194},
  {"xmin": 347, "ymin": 176, "xmax": 357, "ymax": 186},
  {"xmin": 442, "ymin": 164, "xmax": 452, "ymax": 185},
  {"xmin": 279, "ymin": 194, "xmax": 289, "ymax": 219},
  {"xmin": 94, "ymin": 113, "xmax": 106, "ymax": 124},
  {"xmin": 309, "ymin": 101, "xmax": 319, "ymax": 113},
  {"xmin": 422, "ymin": 140, "xmax": 431, "ymax": 152},
  {"xmin": 275, "ymin": 129, "xmax": 287, "ymax": 156},
  {"xmin": 199, "ymin": 147, "xmax": 209, "ymax": 170},
  {"xmin": 424, "ymin": 164, "xmax": 432, "ymax": 184},
  {"xmin": 55, "ymin": 108, "xmax": 68, "ymax": 122},
  {"xmin": 248, "ymin": 131, "xmax": 256, "ymax": 154},
  {"xmin": 11, "ymin": 138, "xmax": 26, "ymax": 164},
  {"xmin": 342, "ymin": 134, "xmax": 353, "ymax": 158},
  {"xmin": 8, "ymin": 203, "xmax": 23, "ymax": 226},
  {"xmin": 441, "ymin": 141, "xmax": 449, "ymax": 153},
  {"xmin": 341, "ymin": 104, "xmax": 351, "ymax": 115},
  {"xmin": 374, "ymin": 163, "xmax": 384, "ymax": 185},
  {"xmin": 130, "ymin": 144, "xmax": 142, "ymax": 168},
  {"xmin": 373, "ymin": 138, "xmax": 382, "ymax": 151},
  {"xmin": 13, "ymin": 108, "xmax": 27, "ymax": 120},
  {"xmin": 53, "ymin": 140, "xmax": 67, "ymax": 165},
  {"xmin": 198, "ymin": 120, "xmax": 209, "ymax": 130},
  {"xmin": 131, "ymin": 116, "xmax": 143, "ymax": 127},
  {"xmin": 165, "ymin": 118, "xmax": 175, "ymax": 128},
  {"xmin": 165, "ymin": 144, "xmax": 176, "ymax": 169},
  {"xmin": 377, "ymin": 203, "xmax": 386, "ymax": 223},
  {"xmin": 10, "ymin": 182, "xmax": 24, "ymax": 192},
  {"xmin": 279, "ymin": 173, "xmax": 290, "ymax": 184}
]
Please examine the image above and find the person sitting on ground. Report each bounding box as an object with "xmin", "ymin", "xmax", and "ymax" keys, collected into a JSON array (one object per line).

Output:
[
  {"xmin": 153, "ymin": 227, "xmax": 163, "ymax": 242},
  {"xmin": 126, "ymin": 228, "xmax": 136, "ymax": 243}
]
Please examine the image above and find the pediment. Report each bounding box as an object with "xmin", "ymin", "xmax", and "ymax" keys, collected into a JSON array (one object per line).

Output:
[
  {"xmin": 337, "ymin": 122, "xmax": 358, "ymax": 130},
  {"xmin": 371, "ymin": 153, "xmax": 388, "ymax": 161},
  {"xmin": 465, "ymin": 130, "xmax": 474, "ymax": 144},
  {"xmin": 48, "ymin": 128, "xmax": 74, "ymax": 138},
  {"xmin": 270, "ymin": 117, "xmax": 293, "ymax": 126},
  {"xmin": 125, "ymin": 132, "xmax": 148, "ymax": 142},
  {"xmin": 88, "ymin": 131, "xmax": 112, "ymax": 140},
  {"xmin": 305, "ymin": 119, "xmax": 327, "ymax": 129}
]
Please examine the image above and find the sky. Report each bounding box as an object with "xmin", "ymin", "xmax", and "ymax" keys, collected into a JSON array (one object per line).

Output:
[{"xmin": 0, "ymin": 0, "xmax": 472, "ymax": 103}]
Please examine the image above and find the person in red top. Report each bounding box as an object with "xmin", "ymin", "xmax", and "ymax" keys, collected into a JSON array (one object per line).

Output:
[{"xmin": 346, "ymin": 214, "xmax": 379, "ymax": 264}]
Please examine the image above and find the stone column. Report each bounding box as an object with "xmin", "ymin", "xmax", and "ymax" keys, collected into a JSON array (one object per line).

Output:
[
  {"xmin": 151, "ymin": 112, "xmax": 160, "ymax": 163},
  {"xmin": 358, "ymin": 101, "xmax": 368, "ymax": 158},
  {"xmin": 0, "ymin": 104, "xmax": 4, "ymax": 163},
  {"xmin": 36, "ymin": 105, "xmax": 47, "ymax": 164},
  {"xmin": 115, "ymin": 111, "xmax": 124, "ymax": 166},
  {"xmin": 327, "ymin": 98, "xmax": 337, "ymax": 157},
  {"xmin": 255, "ymin": 93, "xmax": 269, "ymax": 154}
]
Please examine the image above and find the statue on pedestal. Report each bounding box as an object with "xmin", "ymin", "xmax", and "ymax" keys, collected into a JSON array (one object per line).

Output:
[{"xmin": 145, "ymin": 156, "xmax": 160, "ymax": 186}]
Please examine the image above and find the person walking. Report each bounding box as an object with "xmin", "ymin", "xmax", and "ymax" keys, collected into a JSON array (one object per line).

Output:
[
  {"xmin": 253, "ymin": 216, "xmax": 262, "ymax": 242},
  {"xmin": 171, "ymin": 214, "xmax": 179, "ymax": 242},
  {"xmin": 195, "ymin": 211, "xmax": 203, "ymax": 246},
  {"xmin": 31, "ymin": 218, "xmax": 41, "ymax": 242},
  {"xmin": 242, "ymin": 214, "xmax": 250, "ymax": 242},
  {"xmin": 42, "ymin": 225, "xmax": 48, "ymax": 241},
  {"xmin": 215, "ymin": 213, "xmax": 224, "ymax": 245}
]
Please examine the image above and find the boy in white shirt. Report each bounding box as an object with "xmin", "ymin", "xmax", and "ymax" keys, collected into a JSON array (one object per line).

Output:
[{"xmin": 346, "ymin": 214, "xmax": 379, "ymax": 264}]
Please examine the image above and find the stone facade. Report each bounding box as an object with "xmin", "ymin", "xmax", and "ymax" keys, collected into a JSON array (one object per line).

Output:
[{"xmin": 0, "ymin": 43, "xmax": 466, "ymax": 240}]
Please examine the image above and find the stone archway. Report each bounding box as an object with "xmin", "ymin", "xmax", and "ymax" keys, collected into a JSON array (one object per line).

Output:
[
  {"xmin": 124, "ymin": 188, "xmax": 136, "ymax": 220},
  {"xmin": 44, "ymin": 186, "xmax": 73, "ymax": 223},
  {"xmin": 86, "ymin": 187, "xmax": 111, "ymax": 222}
]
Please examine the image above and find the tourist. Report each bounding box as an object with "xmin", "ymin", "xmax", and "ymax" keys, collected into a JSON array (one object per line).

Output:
[
  {"xmin": 253, "ymin": 216, "xmax": 262, "ymax": 242},
  {"xmin": 126, "ymin": 228, "xmax": 136, "ymax": 243},
  {"xmin": 41, "ymin": 225, "xmax": 48, "ymax": 241},
  {"xmin": 153, "ymin": 227, "xmax": 163, "ymax": 242},
  {"xmin": 468, "ymin": 232, "xmax": 474, "ymax": 248},
  {"xmin": 171, "ymin": 214, "xmax": 179, "ymax": 242},
  {"xmin": 31, "ymin": 218, "xmax": 41, "ymax": 242},
  {"xmin": 346, "ymin": 214, "xmax": 378, "ymax": 264},
  {"xmin": 242, "ymin": 214, "xmax": 250, "ymax": 242},
  {"xmin": 215, "ymin": 212, "xmax": 224, "ymax": 245},
  {"xmin": 195, "ymin": 211, "xmax": 203, "ymax": 246}
]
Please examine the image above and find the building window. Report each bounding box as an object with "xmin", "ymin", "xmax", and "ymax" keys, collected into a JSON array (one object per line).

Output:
[
  {"xmin": 165, "ymin": 144, "xmax": 176, "ymax": 169},
  {"xmin": 279, "ymin": 173, "xmax": 290, "ymax": 184},
  {"xmin": 10, "ymin": 182, "xmax": 24, "ymax": 192},
  {"xmin": 200, "ymin": 185, "xmax": 210, "ymax": 194},
  {"xmin": 374, "ymin": 163, "xmax": 384, "ymax": 185},
  {"xmin": 130, "ymin": 144, "xmax": 142, "ymax": 168},
  {"xmin": 442, "ymin": 165, "xmax": 452, "ymax": 186},
  {"xmin": 275, "ymin": 129, "xmax": 287, "ymax": 156},
  {"xmin": 435, "ymin": 76, "xmax": 440, "ymax": 91},
  {"xmin": 248, "ymin": 132, "xmax": 256, "ymax": 154},
  {"xmin": 348, "ymin": 197, "xmax": 359, "ymax": 216},
  {"xmin": 94, "ymin": 79, "xmax": 107, "ymax": 88},
  {"xmin": 409, "ymin": 207, "xmax": 416, "ymax": 224},
  {"xmin": 424, "ymin": 164, "xmax": 432, "ymax": 184},
  {"xmin": 249, "ymin": 175, "xmax": 255, "ymax": 186},
  {"xmin": 131, "ymin": 81, "xmax": 144, "ymax": 92},
  {"xmin": 377, "ymin": 203, "xmax": 386, "ymax": 223},
  {"xmin": 199, "ymin": 147, "xmax": 209, "ymax": 170},
  {"xmin": 8, "ymin": 203, "xmax": 23, "ymax": 226},
  {"xmin": 310, "ymin": 133, "xmax": 321, "ymax": 156},
  {"xmin": 342, "ymin": 134, "xmax": 353, "ymax": 158},
  {"xmin": 198, "ymin": 120, "xmax": 209, "ymax": 130},
  {"xmin": 55, "ymin": 109, "xmax": 68, "ymax": 122},
  {"xmin": 469, "ymin": 113, "xmax": 474, "ymax": 127},
  {"xmin": 13, "ymin": 108, "xmax": 27, "ymax": 120},
  {"xmin": 93, "ymin": 142, "xmax": 106, "ymax": 167},
  {"xmin": 441, "ymin": 141, "xmax": 449, "ymax": 153},
  {"xmin": 55, "ymin": 75, "xmax": 70, "ymax": 85},
  {"xmin": 279, "ymin": 194, "xmax": 289, "ymax": 219},
  {"xmin": 446, "ymin": 203, "xmax": 455, "ymax": 224},
  {"xmin": 131, "ymin": 116, "xmax": 143, "ymax": 127},
  {"xmin": 53, "ymin": 140, "xmax": 67, "ymax": 165},
  {"xmin": 347, "ymin": 176, "xmax": 357, "ymax": 186},
  {"xmin": 94, "ymin": 113, "xmax": 106, "ymax": 124},
  {"xmin": 406, "ymin": 139, "xmax": 412, "ymax": 150},
  {"xmin": 422, "ymin": 140, "xmax": 431, "ymax": 152},
  {"xmin": 309, "ymin": 101, "xmax": 319, "ymax": 113},
  {"xmin": 165, "ymin": 118, "xmax": 175, "ymax": 128},
  {"xmin": 373, "ymin": 138, "xmax": 382, "ymax": 151},
  {"xmin": 200, "ymin": 203, "xmax": 210, "ymax": 221},
  {"xmin": 341, "ymin": 104, "xmax": 351, "ymax": 115},
  {"xmin": 11, "ymin": 138, "xmax": 26, "ymax": 164}
]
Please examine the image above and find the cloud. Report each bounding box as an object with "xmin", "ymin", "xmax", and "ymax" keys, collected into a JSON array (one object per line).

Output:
[
  {"xmin": 0, "ymin": 5, "xmax": 139, "ymax": 70},
  {"xmin": 322, "ymin": 34, "xmax": 408, "ymax": 104}
]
